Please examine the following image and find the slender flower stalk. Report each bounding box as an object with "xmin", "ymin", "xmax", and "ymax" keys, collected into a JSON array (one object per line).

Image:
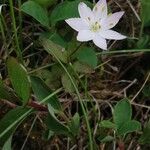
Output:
[
  {"xmin": 65, "ymin": 0, "xmax": 126, "ymax": 50},
  {"xmin": 9, "ymin": 0, "xmax": 23, "ymax": 62},
  {"xmin": 0, "ymin": 4, "xmax": 7, "ymax": 50},
  {"xmin": 0, "ymin": 15, "xmax": 6, "ymax": 43}
]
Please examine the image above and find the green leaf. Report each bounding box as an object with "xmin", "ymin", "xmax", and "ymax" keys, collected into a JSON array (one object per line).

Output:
[
  {"xmin": 100, "ymin": 136, "xmax": 114, "ymax": 143},
  {"xmin": 42, "ymin": 129, "xmax": 54, "ymax": 141},
  {"xmin": 0, "ymin": 79, "xmax": 19, "ymax": 103},
  {"xmin": 142, "ymin": 84, "xmax": 150, "ymax": 97},
  {"xmin": 7, "ymin": 57, "xmax": 30, "ymax": 105},
  {"xmin": 61, "ymin": 72, "xmax": 75, "ymax": 93},
  {"xmin": 50, "ymin": 0, "xmax": 92, "ymax": 26},
  {"xmin": 75, "ymin": 47, "xmax": 98, "ymax": 68},
  {"xmin": 113, "ymin": 98, "xmax": 132, "ymax": 129},
  {"xmin": 117, "ymin": 120, "xmax": 141, "ymax": 136},
  {"xmin": 0, "ymin": 107, "xmax": 32, "ymax": 146},
  {"xmin": 68, "ymin": 113, "xmax": 80, "ymax": 136},
  {"xmin": 73, "ymin": 61, "xmax": 94, "ymax": 74},
  {"xmin": 41, "ymin": 37, "xmax": 68, "ymax": 63},
  {"xmin": 2, "ymin": 136, "xmax": 12, "ymax": 150},
  {"xmin": 99, "ymin": 120, "xmax": 116, "ymax": 129},
  {"xmin": 30, "ymin": 76, "xmax": 62, "ymax": 112},
  {"xmin": 41, "ymin": 32, "xmax": 67, "ymax": 48},
  {"xmin": 21, "ymin": 0, "xmax": 49, "ymax": 27},
  {"xmin": 136, "ymin": 35, "xmax": 150, "ymax": 49},
  {"xmin": 139, "ymin": 120, "xmax": 150, "ymax": 144},
  {"xmin": 141, "ymin": 0, "xmax": 150, "ymax": 26},
  {"xmin": 46, "ymin": 104, "xmax": 71, "ymax": 136},
  {"xmin": 32, "ymin": 0, "xmax": 57, "ymax": 8}
]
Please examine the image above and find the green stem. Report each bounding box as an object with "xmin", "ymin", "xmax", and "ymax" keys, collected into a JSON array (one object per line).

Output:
[
  {"xmin": 18, "ymin": 0, "xmax": 23, "ymax": 49},
  {"xmin": 97, "ymin": 49, "xmax": 150, "ymax": 55},
  {"xmin": 28, "ymin": 63, "xmax": 56, "ymax": 74},
  {"xmin": 0, "ymin": 16, "xmax": 6, "ymax": 44},
  {"xmin": 9, "ymin": 0, "xmax": 23, "ymax": 62},
  {"xmin": 139, "ymin": 22, "xmax": 144, "ymax": 38},
  {"xmin": 49, "ymin": 50, "xmax": 93, "ymax": 150},
  {"xmin": 1, "ymin": 14, "xmax": 7, "ymax": 31}
]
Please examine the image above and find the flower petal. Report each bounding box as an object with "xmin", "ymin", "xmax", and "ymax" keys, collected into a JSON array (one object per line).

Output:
[
  {"xmin": 99, "ymin": 30, "xmax": 126, "ymax": 40},
  {"xmin": 0, "ymin": 4, "xmax": 6, "ymax": 14},
  {"xmin": 93, "ymin": 0, "xmax": 107, "ymax": 19},
  {"xmin": 77, "ymin": 30, "xmax": 94, "ymax": 41},
  {"xmin": 78, "ymin": 2, "xmax": 93, "ymax": 19},
  {"xmin": 93, "ymin": 34, "xmax": 107, "ymax": 50},
  {"xmin": 101, "ymin": 11, "xmax": 125, "ymax": 30},
  {"xmin": 65, "ymin": 18, "xmax": 89, "ymax": 31}
]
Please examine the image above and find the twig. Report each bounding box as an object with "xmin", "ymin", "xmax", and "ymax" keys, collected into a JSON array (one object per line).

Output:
[
  {"xmin": 131, "ymin": 102, "xmax": 150, "ymax": 110},
  {"xmin": 126, "ymin": 0, "xmax": 141, "ymax": 22},
  {"xmin": 131, "ymin": 72, "xmax": 150, "ymax": 102},
  {"xmin": 20, "ymin": 115, "xmax": 38, "ymax": 150},
  {"xmin": 109, "ymin": 78, "xmax": 137, "ymax": 101}
]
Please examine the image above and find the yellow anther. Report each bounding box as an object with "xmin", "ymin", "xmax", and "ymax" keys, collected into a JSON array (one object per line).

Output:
[
  {"xmin": 90, "ymin": 22, "xmax": 101, "ymax": 32},
  {"xmin": 88, "ymin": 17, "xmax": 91, "ymax": 21}
]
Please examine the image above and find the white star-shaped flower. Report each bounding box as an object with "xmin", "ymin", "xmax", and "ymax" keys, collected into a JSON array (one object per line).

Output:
[{"xmin": 65, "ymin": 0, "xmax": 126, "ymax": 50}]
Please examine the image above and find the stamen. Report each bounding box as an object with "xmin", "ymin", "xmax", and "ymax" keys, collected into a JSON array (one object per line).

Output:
[
  {"xmin": 101, "ymin": 6, "xmax": 105, "ymax": 12},
  {"xmin": 94, "ymin": 6, "xmax": 98, "ymax": 11},
  {"xmin": 88, "ymin": 17, "xmax": 91, "ymax": 21},
  {"xmin": 90, "ymin": 22, "xmax": 101, "ymax": 32}
]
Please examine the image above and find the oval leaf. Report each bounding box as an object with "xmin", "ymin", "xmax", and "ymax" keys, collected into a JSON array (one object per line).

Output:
[
  {"xmin": 21, "ymin": 0, "xmax": 49, "ymax": 27},
  {"xmin": 113, "ymin": 98, "xmax": 132, "ymax": 129},
  {"xmin": 68, "ymin": 113, "xmax": 80, "ymax": 136},
  {"xmin": 139, "ymin": 120, "xmax": 150, "ymax": 144},
  {"xmin": 141, "ymin": 0, "xmax": 150, "ymax": 26},
  {"xmin": 0, "ymin": 107, "xmax": 32, "ymax": 146},
  {"xmin": 100, "ymin": 120, "xmax": 116, "ymax": 129},
  {"xmin": 100, "ymin": 136, "xmax": 114, "ymax": 143},
  {"xmin": 50, "ymin": 0, "xmax": 92, "ymax": 26},
  {"xmin": 41, "ymin": 37, "xmax": 68, "ymax": 63},
  {"xmin": 61, "ymin": 72, "xmax": 75, "ymax": 93},
  {"xmin": 2, "ymin": 136, "xmax": 12, "ymax": 150},
  {"xmin": 7, "ymin": 57, "xmax": 30, "ymax": 105},
  {"xmin": 75, "ymin": 47, "xmax": 98, "ymax": 68},
  {"xmin": 73, "ymin": 61, "xmax": 94, "ymax": 74},
  {"xmin": 46, "ymin": 104, "xmax": 71, "ymax": 137},
  {"xmin": 117, "ymin": 120, "xmax": 141, "ymax": 136},
  {"xmin": 30, "ymin": 76, "xmax": 62, "ymax": 112}
]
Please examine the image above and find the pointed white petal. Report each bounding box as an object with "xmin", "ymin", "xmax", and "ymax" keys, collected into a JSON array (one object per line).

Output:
[
  {"xmin": 0, "ymin": 4, "xmax": 6, "ymax": 14},
  {"xmin": 65, "ymin": 18, "xmax": 89, "ymax": 31},
  {"xmin": 93, "ymin": 34, "xmax": 107, "ymax": 50},
  {"xmin": 93, "ymin": 0, "xmax": 107, "ymax": 19},
  {"xmin": 101, "ymin": 11, "xmax": 125, "ymax": 29},
  {"xmin": 77, "ymin": 30, "xmax": 94, "ymax": 42},
  {"xmin": 99, "ymin": 30, "xmax": 126, "ymax": 40},
  {"xmin": 78, "ymin": 2, "xmax": 93, "ymax": 19}
]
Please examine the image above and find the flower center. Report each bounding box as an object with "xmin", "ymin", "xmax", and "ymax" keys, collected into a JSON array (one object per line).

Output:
[{"xmin": 90, "ymin": 22, "xmax": 101, "ymax": 32}]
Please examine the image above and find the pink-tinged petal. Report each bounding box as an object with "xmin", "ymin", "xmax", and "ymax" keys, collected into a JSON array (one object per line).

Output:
[
  {"xmin": 93, "ymin": 0, "xmax": 107, "ymax": 19},
  {"xmin": 78, "ymin": 2, "xmax": 93, "ymax": 19},
  {"xmin": 93, "ymin": 34, "xmax": 107, "ymax": 50},
  {"xmin": 99, "ymin": 30, "xmax": 126, "ymax": 40},
  {"xmin": 65, "ymin": 18, "xmax": 89, "ymax": 31},
  {"xmin": 101, "ymin": 11, "xmax": 125, "ymax": 30},
  {"xmin": 77, "ymin": 30, "xmax": 94, "ymax": 42}
]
